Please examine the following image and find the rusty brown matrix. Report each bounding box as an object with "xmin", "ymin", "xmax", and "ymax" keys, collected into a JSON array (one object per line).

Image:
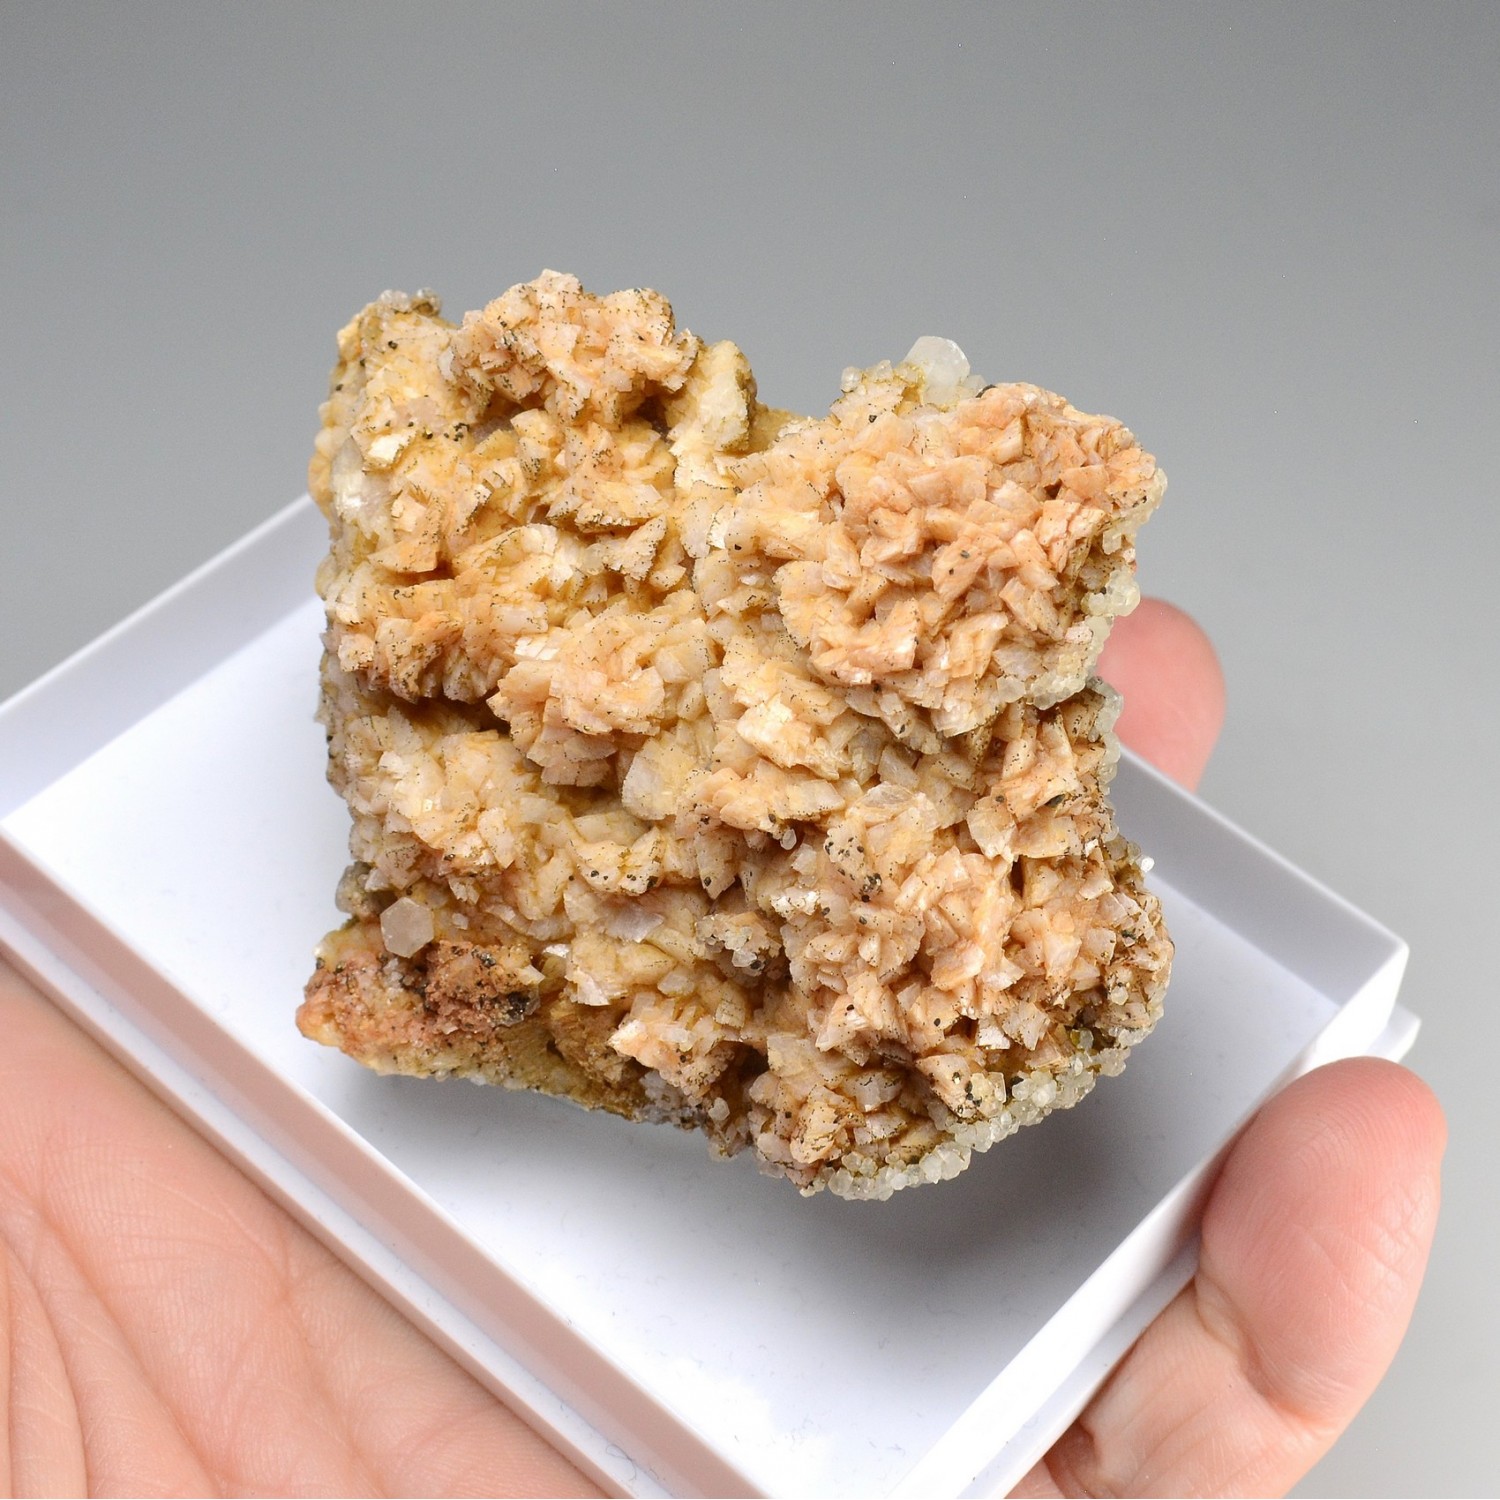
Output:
[{"xmin": 299, "ymin": 272, "xmax": 1172, "ymax": 1198}]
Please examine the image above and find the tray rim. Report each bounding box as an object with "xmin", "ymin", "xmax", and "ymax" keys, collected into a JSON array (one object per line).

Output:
[{"xmin": 0, "ymin": 497, "xmax": 1418, "ymax": 1497}]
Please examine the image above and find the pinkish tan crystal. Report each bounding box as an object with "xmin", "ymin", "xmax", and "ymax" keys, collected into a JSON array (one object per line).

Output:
[{"xmin": 298, "ymin": 272, "xmax": 1171, "ymax": 1198}]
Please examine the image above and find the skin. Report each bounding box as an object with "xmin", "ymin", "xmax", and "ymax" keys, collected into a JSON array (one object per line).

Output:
[{"xmin": 0, "ymin": 598, "xmax": 1444, "ymax": 1498}]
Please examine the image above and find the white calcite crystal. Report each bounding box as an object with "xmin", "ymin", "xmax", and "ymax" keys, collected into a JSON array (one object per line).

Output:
[{"xmin": 299, "ymin": 272, "xmax": 1172, "ymax": 1198}]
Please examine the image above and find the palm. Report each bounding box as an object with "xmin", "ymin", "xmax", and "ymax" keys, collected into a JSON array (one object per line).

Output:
[
  {"xmin": 0, "ymin": 602, "xmax": 1443, "ymax": 1499},
  {"xmin": 0, "ymin": 980, "xmax": 595, "ymax": 1498}
]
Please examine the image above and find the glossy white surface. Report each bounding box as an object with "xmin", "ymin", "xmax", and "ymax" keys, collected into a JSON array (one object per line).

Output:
[{"xmin": 0, "ymin": 506, "xmax": 1410, "ymax": 1495}]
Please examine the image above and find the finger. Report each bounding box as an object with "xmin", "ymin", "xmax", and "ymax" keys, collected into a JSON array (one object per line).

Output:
[
  {"xmin": 1015, "ymin": 1059, "xmax": 1446, "ymax": 1497},
  {"xmin": 1098, "ymin": 598, "xmax": 1226, "ymax": 792}
]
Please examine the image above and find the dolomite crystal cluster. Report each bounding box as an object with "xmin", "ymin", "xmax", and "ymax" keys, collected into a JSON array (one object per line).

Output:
[{"xmin": 298, "ymin": 272, "xmax": 1173, "ymax": 1198}]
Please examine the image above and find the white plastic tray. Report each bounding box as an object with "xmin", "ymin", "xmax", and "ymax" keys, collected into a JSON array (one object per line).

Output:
[{"xmin": 0, "ymin": 498, "xmax": 1416, "ymax": 1498}]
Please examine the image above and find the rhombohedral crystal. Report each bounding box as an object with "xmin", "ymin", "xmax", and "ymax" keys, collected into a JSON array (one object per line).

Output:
[{"xmin": 298, "ymin": 273, "xmax": 1172, "ymax": 1199}]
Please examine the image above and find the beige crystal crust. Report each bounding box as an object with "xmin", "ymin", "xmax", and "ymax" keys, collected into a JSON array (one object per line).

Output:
[{"xmin": 298, "ymin": 271, "xmax": 1172, "ymax": 1199}]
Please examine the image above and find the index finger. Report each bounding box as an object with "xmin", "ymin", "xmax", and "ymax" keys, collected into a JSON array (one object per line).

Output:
[{"xmin": 1099, "ymin": 598, "xmax": 1226, "ymax": 792}]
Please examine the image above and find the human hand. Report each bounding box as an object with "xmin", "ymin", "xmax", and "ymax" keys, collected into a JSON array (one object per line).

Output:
[
  {"xmin": 0, "ymin": 599, "xmax": 1443, "ymax": 1498},
  {"xmin": 1013, "ymin": 602, "xmax": 1446, "ymax": 1496}
]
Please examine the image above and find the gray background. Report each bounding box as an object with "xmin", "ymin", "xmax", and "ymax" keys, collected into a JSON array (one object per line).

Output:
[{"xmin": 2, "ymin": 4, "xmax": 1495, "ymax": 1494}]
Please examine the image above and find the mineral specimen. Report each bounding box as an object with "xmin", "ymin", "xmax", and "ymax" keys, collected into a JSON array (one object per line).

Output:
[{"xmin": 298, "ymin": 272, "xmax": 1172, "ymax": 1198}]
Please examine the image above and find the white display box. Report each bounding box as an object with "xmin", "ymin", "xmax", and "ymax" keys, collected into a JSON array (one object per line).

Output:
[{"xmin": 0, "ymin": 498, "xmax": 1416, "ymax": 1498}]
